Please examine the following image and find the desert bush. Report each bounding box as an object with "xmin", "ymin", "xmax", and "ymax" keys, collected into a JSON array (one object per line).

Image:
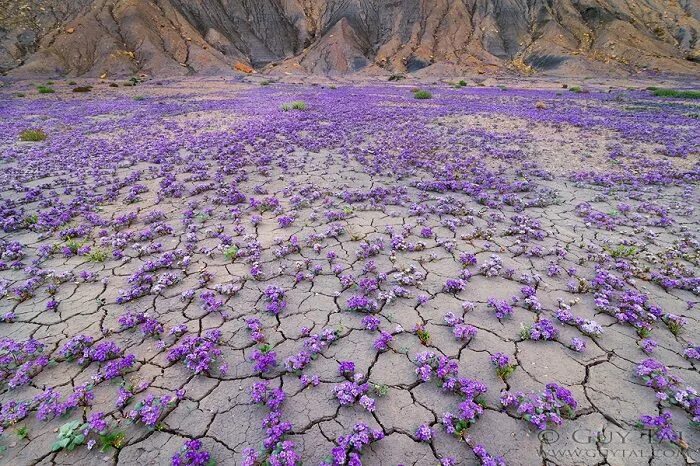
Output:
[
  {"xmin": 19, "ymin": 129, "xmax": 47, "ymax": 142},
  {"xmin": 413, "ymin": 89, "xmax": 432, "ymax": 99},
  {"xmin": 652, "ymin": 88, "xmax": 700, "ymax": 99},
  {"xmin": 281, "ymin": 101, "xmax": 307, "ymax": 111}
]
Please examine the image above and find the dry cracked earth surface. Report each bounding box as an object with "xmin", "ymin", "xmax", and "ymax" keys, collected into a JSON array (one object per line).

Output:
[{"xmin": 0, "ymin": 77, "xmax": 698, "ymax": 466}]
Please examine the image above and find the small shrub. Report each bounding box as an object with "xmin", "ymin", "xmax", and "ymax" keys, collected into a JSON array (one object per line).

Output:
[
  {"xmin": 223, "ymin": 245, "xmax": 238, "ymax": 261},
  {"xmin": 459, "ymin": 80, "xmax": 467, "ymax": 87},
  {"xmin": 569, "ymin": 86, "xmax": 582, "ymax": 93},
  {"xmin": 15, "ymin": 93, "xmax": 25, "ymax": 97},
  {"xmin": 68, "ymin": 81, "xmax": 77, "ymax": 85},
  {"xmin": 652, "ymin": 88, "xmax": 700, "ymax": 99},
  {"xmin": 19, "ymin": 129, "xmax": 47, "ymax": 142},
  {"xmin": 87, "ymin": 249, "xmax": 109, "ymax": 262},
  {"xmin": 133, "ymin": 95, "xmax": 145, "ymax": 101},
  {"xmin": 388, "ymin": 74, "xmax": 405, "ymax": 81},
  {"xmin": 413, "ymin": 89, "xmax": 432, "ymax": 99},
  {"xmin": 72, "ymin": 86, "xmax": 92, "ymax": 93},
  {"xmin": 281, "ymin": 101, "xmax": 307, "ymax": 111},
  {"xmin": 37, "ymin": 85, "xmax": 55, "ymax": 94},
  {"xmin": 109, "ymin": 83, "xmax": 119, "ymax": 88}
]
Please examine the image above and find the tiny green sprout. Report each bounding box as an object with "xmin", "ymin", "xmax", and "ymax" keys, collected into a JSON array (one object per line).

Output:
[
  {"xmin": 16, "ymin": 426, "xmax": 29, "ymax": 440},
  {"xmin": 373, "ymin": 384, "xmax": 389, "ymax": 397},
  {"xmin": 87, "ymin": 249, "xmax": 109, "ymax": 262},
  {"xmin": 223, "ymin": 245, "xmax": 239, "ymax": 261}
]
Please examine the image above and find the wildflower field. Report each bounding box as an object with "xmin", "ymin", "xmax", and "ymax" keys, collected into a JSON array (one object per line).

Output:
[{"xmin": 0, "ymin": 79, "xmax": 698, "ymax": 465}]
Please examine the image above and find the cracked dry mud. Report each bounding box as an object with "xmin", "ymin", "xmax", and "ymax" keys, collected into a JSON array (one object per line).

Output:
[{"xmin": 0, "ymin": 78, "xmax": 698, "ymax": 466}]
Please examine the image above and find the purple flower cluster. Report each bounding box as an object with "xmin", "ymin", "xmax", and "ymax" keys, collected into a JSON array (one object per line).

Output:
[
  {"xmin": 500, "ymin": 383, "xmax": 577, "ymax": 430},
  {"xmin": 487, "ymin": 298, "xmax": 513, "ymax": 320},
  {"xmin": 555, "ymin": 305, "xmax": 604, "ymax": 337},
  {"xmin": 638, "ymin": 412, "xmax": 679, "ymax": 442},
  {"xmin": 263, "ymin": 285, "xmax": 287, "ymax": 315},
  {"xmin": 128, "ymin": 392, "xmax": 181, "ymax": 428},
  {"xmin": 521, "ymin": 318, "xmax": 558, "ymax": 341},
  {"xmin": 333, "ymin": 372, "xmax": 375, "ymax": 413},
  {"xmin": 284, "ymin": 328, "xmax": 338, "ymax": 373},
  {"xmin": 172, "ymin": 439, "xmax": 213, "ymax": 466},
  {"xmin": 0, "ymin": 337, "xmax": 48, "ymax": 389},
  {"xmin": 167, "ymin": 329, "xmax": 223, "ymax": 375},
  {"xmin": 245, "ymin": 381, "xmax": 301, "ymax": 466},
  {"xmin": 322, "ymin": 423, "xmax": 384, "ymax": 466},
  {"xmin": 346, "ymin": 295, "xmax": 378, "ymax": 313},
  {"xmin": 444, "ymin": 312, "xmax": 477, "ymax": 342},
  {"xmin": 491, "ymin": 352, "xmax": 517, "ymax": 380},
  {"xmin": 472, "ymin": 444, "xmax": 506, "ymax": 466}
]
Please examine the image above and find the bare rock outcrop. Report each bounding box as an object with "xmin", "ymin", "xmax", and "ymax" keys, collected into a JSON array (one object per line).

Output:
[{"xmin": 1, "ymin": 0, "xmax": 698, "ymax": 77}]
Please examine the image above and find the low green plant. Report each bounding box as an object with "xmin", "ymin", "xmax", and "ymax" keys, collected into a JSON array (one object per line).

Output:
[
  {"xmin": 133, "ymin": 95, "xmax": 145, "ymax": 101},
  {"xmin": 87, "ymin": 249, "xmax": 109, "ymax": 262},
  {"xmin": 16, "ymin": 426, "xmax": 29, "ymax": 440},
  {"xmin": 373, "ymin": 384, "xmax": 389, "ymax": 397},
  {"xmin": 281, "ymin": 101, "xmax": 307, "ymax": 111},
  {"xmin": 65, "ymin": 239, "xmax": 83, "ymax": 254},
  {"xmin": 51, "ymin": 421, "xmax": 85, "ymax": 452},
  {"xmin": 497, "ymin": 364, "xmax": 517, "ymax": 381},
  {"xmin": 652, "ymin": 88, "xmax": 700, "ymax": 99},
  {"xmin": 608, "ymin": 245, "xmax": 637, "ymax": 258},
  {"xmin": 20, "ymin": 129, "xmax": 47, "ymax": 142},
  {"xmin": 37, "ymin": 85, "xmax": 55, "ymax": 94},
  {"xmin": 223, "ymin": 245, "xmax": 239, "ymax": 261},
  {"xmin": 413, "ymin": 89, "xmax": 432, "ymax": 99},
  {"xmin": 569, "ymin": 86, "xmax": 582, "ymax": 93}
]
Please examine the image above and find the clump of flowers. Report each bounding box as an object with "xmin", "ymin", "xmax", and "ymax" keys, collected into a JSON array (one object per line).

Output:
[
  {"xmin": 570, "ymin": 337, "xmax": 586, "ymax": 352},
  {"xmin": 472, "ymin": 444, "xmax": 506, "ymax": 466},
  {"xmin": 128, "ymin": 391, "xmax": 182, "ymax": 428},
  {"xmin": 555, "ymin": 304, "xmax": 604, "ymax": 337},
  {"xmin": 167, "ymin": 330, "xmax": 224, "ymax": 375},
  {"xmin": 500, "ymin": 383, "xmax": 577, "ymax": 430},
  {"xmin": 415, "ymin": 424, "xmax": 432, "ymax": 442},
  {"xmin": 346, "ymin": 295, "xmax": 378, "ymax": 313},
  {"xmin": 373, "ymin": 331, "xmax": 393, "ymax": 352},
  {"xmin": 444, "ymin": 312, "xmax": 477, "ymax": 342},
  {"xmin": 284, "ymin": 328, "xmax": 338, "ymax": 373},
  {"xmin": 251, "ymin": 345, "xmax": 277, "ymax": 374},
  {"xmin": 443, "ymin": 279, "xmax": 465, "ymax": 294},
  {"xmin": 640, "ymin": 338, "xmax": 657, "ymax": 354},
  {"xmin": 333, "ymin": 372, "xmax": 375, "ymax": 413},
  {"xmin": 635, "ymin": 359, "xmax": 699, "ymax": 424},
  {"xmin": 0, "ymin": 337, "xmax": 48, "ymax": 389},
  {"xmin": 263, "ymin": 285, "xmax": 287, "ymax": 315},
  {"xmin": 361, "ymin": 315, "xmax": 381, "ymax": 331},
  {"xmin": 321, "ymin": 423, "xmax": 384, "ymax": 466},
  {"xmin": 637, "ymin": 412, "xmax": 684, "ymax": 445},
  {"xmin": 520, "ymin": 319, "xmax": 558, "ymax": 341},
  {"xmin": 663, "ymin": 313, "xmax": 687, "ymax": 336},
  {"xmin": 684, "ymin": 343, "xmax": 699, "ymax": 361},
  {"xmin": 487, "ymin": 298, "xmax": 513, "ymax": 320},
  {"xmin": 414, "ymin": 351, "xmax": 487, "ymax": 436},
  {"xmin": 244, "ymin": 381, "xmax": 301, "ymax": 466},
  {"xmin": 172, "ymin": 439, "xmax": 214, "ymax": 466},
  {"xmin": 491, "ymin": 353, "xmax": 517, "ymax": 380}
]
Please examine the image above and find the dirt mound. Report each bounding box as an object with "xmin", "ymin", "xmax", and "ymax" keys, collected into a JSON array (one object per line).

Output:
[{"xmin": 1, "ymin": 0, "xmax": 698, "ymax": 77}]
